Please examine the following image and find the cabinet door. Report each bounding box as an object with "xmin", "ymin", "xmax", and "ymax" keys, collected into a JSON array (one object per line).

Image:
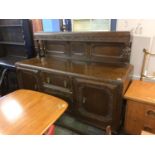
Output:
[
  {"xmin": 73, "ymin": 78, "xmax": 122, "ymax": 131},
  {"xmin": 16, "ymin": 67, "xmax": 40, "ymax": 91}
]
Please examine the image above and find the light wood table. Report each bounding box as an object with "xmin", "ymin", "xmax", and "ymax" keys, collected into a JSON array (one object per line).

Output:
[
  {"xmin": 124, "ymin": 80, "xmax": 155, "ymax": 134},
  {"xmin": 0, "ymin": 89, "xmax": 68, "ymax": 135}
]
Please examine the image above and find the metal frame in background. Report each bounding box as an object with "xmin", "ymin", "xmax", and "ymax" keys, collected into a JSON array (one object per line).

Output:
[{"xmin": 140, "ymin": 48, "xmax": 155, "ymax": 80}]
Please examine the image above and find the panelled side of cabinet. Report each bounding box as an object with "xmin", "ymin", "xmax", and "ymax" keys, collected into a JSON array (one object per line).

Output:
[{"xmin": 0, "ymin": 19, "xmax": 35, "ymax": 95}]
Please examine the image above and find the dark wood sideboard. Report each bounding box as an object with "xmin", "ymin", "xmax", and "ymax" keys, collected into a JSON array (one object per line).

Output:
[{"xmin": 15, "ymin": 32, "xmax": 133, "ymax": 133}]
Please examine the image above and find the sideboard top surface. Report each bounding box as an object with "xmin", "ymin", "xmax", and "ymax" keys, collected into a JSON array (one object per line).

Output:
[{"xmin": 16, "ymin": 57, "xmax": 133, "ymax": 82}]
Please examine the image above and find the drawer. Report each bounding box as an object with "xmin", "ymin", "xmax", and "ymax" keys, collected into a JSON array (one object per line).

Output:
[
  {"xmin": 40, "ymin": 71, "xmax": 73, "ymax": 113},
  {"xmin": 143, "ymin": 104, "xmax": 155, "ymax": 133},
  {"xmin": 42, "ymin": 84, "xmax": 73, "ymax": 113},
  {"xmin": 124, "ymin": 100, "xmax": 155, "ymax": 134},
  {"xmin": 40, "ymin": 72, "xmax": 72, "ymax": 90}
]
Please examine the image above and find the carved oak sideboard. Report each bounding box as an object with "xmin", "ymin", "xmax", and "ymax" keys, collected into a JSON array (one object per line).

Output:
[{"xmin": 15, "ymin": 32, "xmax": 133, "ymax": 133}]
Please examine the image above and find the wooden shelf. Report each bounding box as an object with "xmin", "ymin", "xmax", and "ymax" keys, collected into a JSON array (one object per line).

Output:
[
  {"xmin": 0, "ymin": 55, "xmax": 26, "ymax": 68},
  {"xmin": 0, "ymin": 25, "xmax": 22, "ymax": 27},
  {"xmin": 0, "ymin": 41, "xmax": 25, "ymax": 46}
]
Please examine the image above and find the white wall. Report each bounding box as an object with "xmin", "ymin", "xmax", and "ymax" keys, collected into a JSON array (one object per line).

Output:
[
  {"xmin": 117, "ymin": 19, "xmax": 155, "ymax": 37},
  {"xmin": 117, "ymin": 19, "xmax": 155, "ymax": 79}
]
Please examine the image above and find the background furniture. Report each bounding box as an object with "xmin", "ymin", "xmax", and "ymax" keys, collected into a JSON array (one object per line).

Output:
[
  {"xmin": 31, "ymin": 19, "xmax": 43, "ymax": 33},
  {"xmin": 15, "ymin": 32, "xmax": 133, "ymax": 134},
  {"xmin": 0, "ymin": 19, "xmax": 35, "ymax": 95},
  {"xmin": 124, "ymin": 80, "xmax": 155, "ymax": 134},
  {"xmin": 140, "ymin": 48, "xmax": 155, "ymax": 80},
  {"xmin": 0, "ymin": 89, "xmax": 68, "ymax": 135}
]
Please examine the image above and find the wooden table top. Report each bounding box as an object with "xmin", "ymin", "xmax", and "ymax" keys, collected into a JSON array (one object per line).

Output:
[
  {"xmin": 0, "ymin": 89, "xmax": 68, "ymax": 135},
  {"xmin": 124, "ymin": 80, "xmax": 155, "ymax": 105}
]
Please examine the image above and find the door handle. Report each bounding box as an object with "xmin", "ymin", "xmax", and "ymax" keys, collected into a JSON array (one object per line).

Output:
[
  {"xmin": 82, "ymin": 97, "xmax": 86, "ymax": 104},
  {"xmin": 143, "ymin": 125, "xmax": 153, "ymax": 132},
  {"xmin": 64, "ymin": 80, "xmax": 67, "ymax": 88},
  {"xmin": 146, "ymin": 109, "xmax": 155, "ymax": 117},
  {"xmin": 46, "ymin": 77, "xmax": 51, "ymax": 84}
]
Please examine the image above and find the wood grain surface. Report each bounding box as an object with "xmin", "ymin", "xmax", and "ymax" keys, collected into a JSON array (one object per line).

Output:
[
  {"xmin": 124, "ymin": 80, "xmax": 155, "ymax": 105},
  {"xmin": 0, "ymin": 89, "xmax": 68, "ymax": 135}
]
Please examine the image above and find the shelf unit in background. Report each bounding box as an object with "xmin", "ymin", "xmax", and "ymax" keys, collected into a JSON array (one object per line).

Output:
[
  {"xmin": 0, "ymin": 19, "xmax": 34, "ymax": 62},
  {"xmin": 0, "ymin": 19, "xmax": 35, "ymax": 95}
]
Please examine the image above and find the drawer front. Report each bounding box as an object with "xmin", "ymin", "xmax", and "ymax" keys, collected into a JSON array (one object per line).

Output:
[
  {"xmin": 143, "ymin": 104, "xmax": 155, "ymax": 133},
  {"xmin": 42, "ymin": 82, "xmax": 73, "ymax": 113},
  {"xmin": 42, "ymin": 84, "xmax": 73, "ymax": 102},
  {"xmin": 40, "ymin": 71, "xmax": 73, "ymax": 113},
  {"xmin": 40, "ymin": 72, "xmax": 72, "ymax": 90},
  {"xmin": 124, "ymin": 100, "xmax": 155, "ymax": 134}
]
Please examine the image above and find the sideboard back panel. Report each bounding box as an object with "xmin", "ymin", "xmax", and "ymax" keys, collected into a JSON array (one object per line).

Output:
[{"xmin": 34, "ymin": 32, "xmax": 131, "ymax": 65}]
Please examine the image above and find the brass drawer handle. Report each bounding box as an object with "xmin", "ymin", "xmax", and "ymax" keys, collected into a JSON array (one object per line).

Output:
[
  {"xmin": 143, "ymin": 125, "xmax": 153, "ymax": 132},
  {"xmin": 146, "ymin": 110, "xmax": 155, "ymax": 117}
]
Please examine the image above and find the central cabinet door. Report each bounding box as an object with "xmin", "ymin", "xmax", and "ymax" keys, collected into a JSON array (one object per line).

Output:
[{"xmin": 73, "ymin": 78, "xmax": 122, "ymax": 131}]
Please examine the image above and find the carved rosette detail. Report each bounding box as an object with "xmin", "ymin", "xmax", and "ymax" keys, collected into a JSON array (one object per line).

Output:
[{"xmin": 122, "ymin": 46, "xmax": 131, "ymax": 58}]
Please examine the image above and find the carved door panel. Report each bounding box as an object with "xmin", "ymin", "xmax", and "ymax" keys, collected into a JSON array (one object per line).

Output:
[
  {"xmin": 16, "ymin": 67, "xmax": 40, "ymax": 91},
  {"xmin": 45, "ymin": 41, "xmax": 69, "ymax": 57},
  {"xmin": 73, "ymin": 78, "xmax": 122, "ymax": 131},
  {"xmin": 70, "ymin": 42, "xmax": 88, "ymax": 60},
  {"xmin": 90, "ymin": 42, "xmax": 130, "ymax": 63}
]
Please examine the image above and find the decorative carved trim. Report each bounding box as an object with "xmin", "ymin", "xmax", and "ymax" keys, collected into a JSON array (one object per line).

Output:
[
  {"xmin": 34, "ymin": 32, "xmax": 130, "ymax": 43},
  {"xmin": 34, "ymin": 32, "xmax": 131, "ymax": 64},
  {"xmin": 121, "ymin": 46, "xmax": 131, "ymax": 58}
]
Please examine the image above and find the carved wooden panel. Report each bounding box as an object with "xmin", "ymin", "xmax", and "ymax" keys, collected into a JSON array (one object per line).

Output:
[
  {"xmin": 45, "ymin": 41, "xmax": 69, "ymax": 57},
  {"xmin": 70, "ymin": 42, "xmax": 88, "ymax": 59},
  {"xmin": 40, "ymin": 71, "xmax": 72, "ymax": 90},
  {"xmin": 34, "ymin": 32, "xmax": 131, "ymax": 65},
  {"xmin": 40, "ymin": 71, "xmax": 73, "ymax": 112},
  {"xmin": 90, "ymin": 43, "xmax": 128, "ymax": 63},
  {"xmin": 73, "ymin": 78, "xmax": 122, "ymax": 130},
  {"xmin": 91, "ymin": 43, "xmax": 124, "ymax": 57}
]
